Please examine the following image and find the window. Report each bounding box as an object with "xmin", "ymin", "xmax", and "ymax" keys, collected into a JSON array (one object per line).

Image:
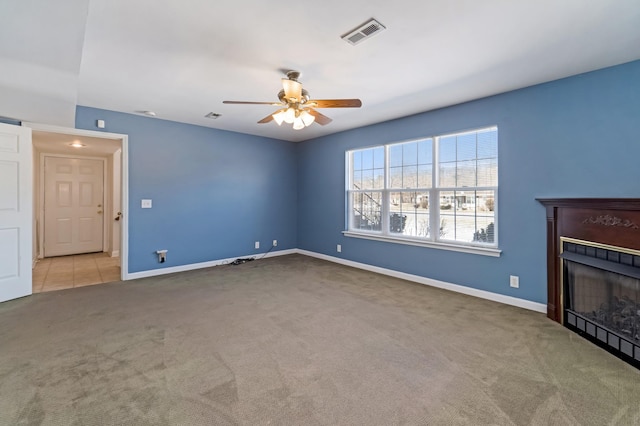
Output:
[{"xmin": 346, "ymin": 127, "xmax": 498, "ymax": 252}]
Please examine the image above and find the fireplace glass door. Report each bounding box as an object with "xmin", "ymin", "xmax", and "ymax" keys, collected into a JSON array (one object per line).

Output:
[
  {"xmin": 562, "ymin": 240, "xmax": 640, "ymax": 366},
  {"xmin": 566, "ymin": 261, "xmax": 639, "ymax": 343}
]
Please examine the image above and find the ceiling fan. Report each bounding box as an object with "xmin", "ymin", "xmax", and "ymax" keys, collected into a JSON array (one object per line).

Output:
[{"xmin": 223, "ymin": 71, "xmax": 362, "ymax": 130}]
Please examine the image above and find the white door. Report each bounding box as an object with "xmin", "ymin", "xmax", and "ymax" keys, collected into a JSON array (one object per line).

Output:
[
  {"xmin": 44, "ymin": 156, "xmax": 104, "ymax": 257},
  {"xmin": 0, "ymin": 123, "xmax": 32, "ymax": 303}
]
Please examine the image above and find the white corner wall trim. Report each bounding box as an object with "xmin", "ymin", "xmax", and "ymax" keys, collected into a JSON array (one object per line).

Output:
[
  {"xmin": 126, "ymin": 249, "xmax": 297, "ymax": 280},
  {"xmin": 297, "ymin": 249, "xmax": 547, "ymax": 314}
]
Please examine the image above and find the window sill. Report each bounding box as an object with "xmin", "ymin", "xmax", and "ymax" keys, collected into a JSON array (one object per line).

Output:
[{"xmin": 342, "ymin": 231, "xmax": 502, "ymax": 257}]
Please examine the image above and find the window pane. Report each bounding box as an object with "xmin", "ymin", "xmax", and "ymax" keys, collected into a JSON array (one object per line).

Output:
[
  {"xmin": 454, "ymin": 214, "xmax": 477, "ymax": 243},
  {"xmin": 439, "ymin": 162, "xmax": 456, "ymax": 187},
  {"xmin": 389, "ymin": 192, "xmax": 430, "ymax": 237},
  {"xmin": 373, "ymin": 147, "xmax": 384, "ymax": 169},
  {"xmin": 402, "ymin": 165, "xmax": 418, "ymax": 188},
  {"xmin": 456, "ymin": 160, "xmax": 476, "ymax": 187},
  {"xmin": 403, "ymin": 142, "xmax": 418, "ymax": 166},
  {"xmin": 389, "ymin": 166, "xmax": 402, "ymax": 189},
  {"xmin": 439, "ymin": 190, "xmax": 455, "ymax": 240},
  {"xmin": 353, "ymin": 150, "xmax": 362, "ymax": 171},
  {"xmin": 474, "ymin": 190, "xmax": 496, "ymax": 244},
  {"xmin": 477, "ymin": 158, "xmax": 497, "ymax": 186},
  {"xmin": 362, "ymin": 149, "xmax": 374, "ymax": 170},
  {"xmin": 457, "ymin": 133, "xmax": 476, "ymax": 161},
  {"xmin": 438, "ymin": 190, "xmax": 496, "ymax": 245},
  {"xmin": 362, "ymin": 169, "xmax": 374, "ymax": 189},
  {"xmin": 440, "ymin": 136, "xmax": 456, "ymax": 162},
  {"xmin": 477, "ymin": 129, "xmax": 497, "ymax": 159},
  {"xmin": 352, "ymin": 147, "xmax": 384, "ymax": 190},
  {"xmin": 473, "ymin": 215, "xmax": 496, "ymax": 244},
  {"xmin": 476, "ymin": 190, "xmax": 495, "ymax": 213},
  {"xmin": 351, "ymin": 192, "xmax": 382, "ymax": 231},
  {"xmin": 418, "ymin": 139, "xmax": 432, "ymax": 165},
  {"xmin": 373, "ymin": 167, "xmax": 385, "ymax": 189},
  {"xmin": 439, "ymin": 190, "xmax": 475, "ymax": 242},
  {"xmin": 438, "ymin": 128, "xmax": 497, "ymax": 191},
  {"xmin": 352, "ymin": 170, "xmax": 362, "ymax": 190},
  {"xmin": 417, "ymin": 164, "xmax": 432, "ymax": 188},
  {"xmin": 389, "ymin": 144, "xmax": 402, "ymax": 167}
]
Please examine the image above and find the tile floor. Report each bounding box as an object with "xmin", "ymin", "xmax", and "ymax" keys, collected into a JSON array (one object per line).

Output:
[{"xmin": 32, "ymin": 252, "xmax": 121, "ymax": 293}]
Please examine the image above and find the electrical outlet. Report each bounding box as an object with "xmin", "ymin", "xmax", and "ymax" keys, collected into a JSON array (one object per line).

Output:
[
  {"xmin": 510, "ymin": 275, "xmax": 519, "ymax": 288},
  {"xmin": 337, "ymin": 244, "xmax": 342, "ymax": 253},
  {"xmin": 255, "ymin": 241, "xmax": 260, "ymax": 249},
  {"xmin": 273, "ymin": 240, "xmax": 277, "ymax": 247}
]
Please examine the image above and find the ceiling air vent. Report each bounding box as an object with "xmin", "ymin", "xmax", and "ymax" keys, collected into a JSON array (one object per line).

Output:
[
  {"xmin": 205, "ymin": 112, "xmax": 221, "ymax": 119},
  {"xmin": 341, "ymin": 18, "xmax": 386, "ymax": 46}
]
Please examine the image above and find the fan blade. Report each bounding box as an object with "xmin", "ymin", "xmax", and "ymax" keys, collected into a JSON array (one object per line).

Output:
[
  {"xmin": 223, "ymin": 101, "xmax": 282, "ymax": 106},
  {"xmin": 257, "ymin": 114, "xmax": 274, "ymax": 124},
  {"xmin": 282, "ymin": 79, "xmax": 302, "ymax": 102},
  {"xmin": 307, "ymin": 109, "xmax": 332, "ymax": 125},
  {"xmin": 306, "ymin": 99, "xmax": 362, "ymax": 108}
]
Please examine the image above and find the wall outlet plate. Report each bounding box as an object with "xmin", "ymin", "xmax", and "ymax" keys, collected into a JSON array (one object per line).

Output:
[
  {"xmin": 510, "ymin": 275, "xmax": 519, "ymax": 288},
  {"xmin": 337, "ymin": 244, "xmax": 342, "ymax": 253},
  {"xmin": 255, "ymin": 241, "xmax": 260, "ymax": 249},
  {"xmin": 273, "ymin": 240, "xmax": 277, "ymax": 247}
]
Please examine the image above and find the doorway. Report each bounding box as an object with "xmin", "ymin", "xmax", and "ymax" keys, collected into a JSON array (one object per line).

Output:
[{"xmin": 28, "ymin": 123, "xmax": 129, "ymax": 293}]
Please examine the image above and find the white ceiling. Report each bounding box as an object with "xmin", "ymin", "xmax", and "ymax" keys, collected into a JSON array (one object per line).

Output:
[{"xmin": 2, "ymin": 1, "xmax": 640, "ymax": 142}]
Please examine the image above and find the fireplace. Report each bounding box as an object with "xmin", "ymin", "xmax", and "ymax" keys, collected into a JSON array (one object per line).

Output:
[{"xmin": 537, "ymin": 198, "xmax": 640, "ymax": 368}]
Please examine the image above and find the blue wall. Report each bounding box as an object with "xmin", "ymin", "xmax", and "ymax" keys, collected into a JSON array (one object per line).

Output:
[
  {"xmin": 75, "ymin": 60, "xmax": 639, "ymax": 303},
  {"xmin": 76, "ymin": 107, "xmax": 297, "ymax": 273},
  {"xmin": 297, "ymin": 60, "xmax": 640, "ymax": 304}
]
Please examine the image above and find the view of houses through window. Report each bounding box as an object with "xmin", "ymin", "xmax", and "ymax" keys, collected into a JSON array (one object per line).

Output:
[{"xmin": 347, "ymin": 126, "xmax": 498, "ymax": 248}]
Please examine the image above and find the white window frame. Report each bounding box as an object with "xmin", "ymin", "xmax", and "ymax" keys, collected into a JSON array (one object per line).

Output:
[{"xmin": 344, "ymin": 127, "xmax": 501, "ymax": 257}]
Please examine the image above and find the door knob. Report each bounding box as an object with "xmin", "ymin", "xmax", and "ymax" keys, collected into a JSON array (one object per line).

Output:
[{"xmin": 115, "ymin": 212, "xmax": 122, "ymax": 221}]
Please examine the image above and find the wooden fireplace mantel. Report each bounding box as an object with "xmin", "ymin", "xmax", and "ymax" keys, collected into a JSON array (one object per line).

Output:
[{"xmin": 537, "ymin": 198, "xmax": 640, "ymax": 322}]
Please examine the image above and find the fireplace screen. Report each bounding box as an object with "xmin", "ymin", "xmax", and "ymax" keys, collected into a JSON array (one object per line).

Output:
[{"xmin": 562, "ymin": 241, "xmax": 640, "ymax": 365}]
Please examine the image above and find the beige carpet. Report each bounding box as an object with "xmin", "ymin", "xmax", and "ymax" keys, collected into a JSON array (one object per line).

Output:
[{"xmin": 1, "ymin": 254, "xmax": 639, "ymax": 425}]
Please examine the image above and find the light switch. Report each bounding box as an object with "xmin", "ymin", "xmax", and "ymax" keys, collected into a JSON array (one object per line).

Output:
[{"xmin": 141, "ymin": 199, "xmax": 152, "ymax": 208}]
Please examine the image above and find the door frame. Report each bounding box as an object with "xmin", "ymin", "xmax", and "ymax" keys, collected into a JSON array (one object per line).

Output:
[
  {"xmin": 40, "ymin": 153, "xmax": 108, "ymax": 257},
  {"xmin": 25, "ymin": 122, "xmax": 130, "ymax": 281}
]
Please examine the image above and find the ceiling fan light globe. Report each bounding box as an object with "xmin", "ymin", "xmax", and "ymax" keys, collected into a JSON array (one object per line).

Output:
[
  {"xmin": 284, "ymin": 107, "xmax": 296, "ymax": 123},
  {"xmin": 272, "ymin": 110, "xmax": 286, "ymax": 125},
  {"xmin": 293, "ymin": 118, "xmax": 305, "ymax": 130},
  {"xmin": 300, "ymin": 110, "xmax": 315, "ymax": 126}
]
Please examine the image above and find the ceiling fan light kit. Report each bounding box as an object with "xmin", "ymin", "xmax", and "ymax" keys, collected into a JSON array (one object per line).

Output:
[{"xmin": 223, "ymin": 70, "xmax": 362, "ymax": 130}]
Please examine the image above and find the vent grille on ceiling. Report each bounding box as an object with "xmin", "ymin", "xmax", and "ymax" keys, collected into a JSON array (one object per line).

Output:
[{"xmin": 341, "ymin": 18, "xmax": 386, "ymax": 45}]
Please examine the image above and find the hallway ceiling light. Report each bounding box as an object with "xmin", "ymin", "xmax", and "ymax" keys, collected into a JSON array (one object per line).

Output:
[{"xmin": 69, "ymin": 141, "xmax": 86, "ymax": 148}]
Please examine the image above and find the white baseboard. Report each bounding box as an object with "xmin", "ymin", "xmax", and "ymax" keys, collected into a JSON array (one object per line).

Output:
[
  {"xmin": 122, "ymin": 247, "xmax": 546, "ymax": 314},
  {"xmin": 110, "ymin": 250, "xmax": 120, "ymax": 258},
  {"xmin": 296, "ymin": 249, "xmax": 547, "ymax": 314},
  {"xmin": 32, "ymin": 257, "xmax": 38, "ymax": 269},
  {"xmin": 126, "ymin": 249, "xmax": 297, "ymax": 280}
]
